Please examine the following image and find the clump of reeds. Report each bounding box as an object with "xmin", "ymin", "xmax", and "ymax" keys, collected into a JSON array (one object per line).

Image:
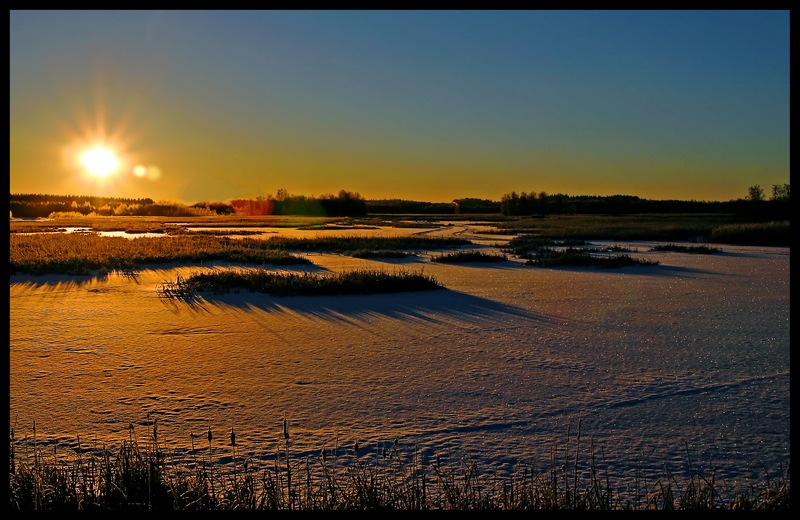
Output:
[
  {"xmin": 158, "ymin": 267, "xmax": 444, "ymax": 298},
  {"xmin": 263, "ymin": 235, "xmax": 471, "ymax": 252},
  {"xmin": 504, "ymin": 236, "xmax": 658, "ymax": 268},
  {"xmin": 8, "ymin": 419, "xmax": 790, "ymax": 511},
  {"xmin": 157, "ymin": 274, "xmax": 197, "ymax": 300},
  {"xmin": 351, "ymin": 250, "xmax": 416, "ymax": 259},
  {"xmin": 523, "ymin": 248, "xmax": 659, "ymax": 268},
  {"xmin": 429, "ymin": 251, "xmax": 508, "ymax": 263},
  {"xmin": 598, "ymin": 244, "xmax": 639, "ymax": 253},
  {"xmin": 505, "ymin": 237, "xmax": 588, "ymax": 257},
  {"xmin": 649, "ymin": 244, "xmax": 722, "ymax": 254}
]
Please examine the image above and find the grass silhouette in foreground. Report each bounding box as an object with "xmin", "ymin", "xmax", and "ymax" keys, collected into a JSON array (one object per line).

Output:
[{"xmin": 8, "ymin": 419, "xmax": 789, "ymax": 511}]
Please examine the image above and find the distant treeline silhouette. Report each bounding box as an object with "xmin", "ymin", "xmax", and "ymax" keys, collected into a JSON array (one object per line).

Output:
[
  {"xmin": 8, "ymin": 190, "xmax": 368, "ymax": 219},
  {"xmin": 9, "ymin": 194, "xmax": 206, "ymax": 218},
  {"xmin": 9, "ymin": 183, "xmax": 789, "ymax": 220},
  {"xmin": 366, "ymin": 198, "xmax": 500, "ymax": 214},
  {"xmin": 498, "ymin": 185, "xmax": 789, "ymax": 220},
  {"xmin": 227, "ymin": 189, "xmax": 367, "ymax": 217}
]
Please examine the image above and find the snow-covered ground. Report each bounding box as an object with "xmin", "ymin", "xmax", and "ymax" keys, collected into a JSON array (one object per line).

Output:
[{"xmin": 9, "ymin": 223, "xmax": 790, "ymax": 501}]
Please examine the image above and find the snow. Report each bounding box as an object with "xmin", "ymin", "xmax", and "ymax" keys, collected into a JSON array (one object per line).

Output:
[{"xmin": 9, "ymin": 223, "xmax": 790, "ymax": 502}]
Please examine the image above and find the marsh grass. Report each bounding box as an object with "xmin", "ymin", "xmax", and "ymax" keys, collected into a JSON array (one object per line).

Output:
[
  {"xmin": 650, "ymin": 244, "xmax": 723, "ymax": 254},
  {"xmin": 262, "ymin": 235, "xmax": 471, "ymax": 252},
  {"xmin": 351, "ymin": 250, "xmax": 417, "ymax": 259},
  {"xmin": 524, "ymin": 248, "xmax": 659, "ymax": 268},
  {"xmin": 493, "ymin": 214, "xmax": 737, "ymax": 242},
  {"xmin": 11, "ymin": 214, "xmax": 789, "ymax": 247},
  {"xmin": 709, "ymin": 221, "xmax": 790, "ymax": 247},
  {"xmin": 496, "ymin": 215, "xmax": 790, "ymax": 247},
  {"xmin": 8, "ymin": 232, "xmax": 479, "ymax": 276},
  {"xmin": 158, "ymin": 267, "xmax": 444, "ymax": 298},
  {"xmin": 429, "ymin": 251, "xmax": 509, "ymax": 263},
  {"xmin": 9, "ymin": 215, "xmax": 790, "ymax": 275},
  {"xmin": 179, "ymin": 229, "xmax": 268, "ymax": 236},
  {"xmin": 504, "ymin": 236, "xmax": 658, "ymax": 268},
  {"xmin": 9, "ymin": 215, "xmax": 344, "ymax": 233},
  {"xmin": 505, "ymin": 237, "xmax": 588, "ymax": 257},
  {"xmin": 8, "ymin": 420, "xmax": 790, "ymax": 511},
  {"xmin": 8, "ymin": 234, "xmax": 312, "ymax": 275}
]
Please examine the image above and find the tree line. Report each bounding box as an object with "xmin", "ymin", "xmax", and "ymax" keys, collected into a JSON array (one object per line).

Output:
[
  {"xmin": 9, "ymin": 184, "xmax": 789, "ymax": 220},
  {"xmin": 8, "ymin": 190, "xmax": 369, "ymax": 219},
  {"xmin": 226, "ymin": 189, "xmax": 367, "ymax": 217},
  {"xmin": 498, "ymin": 184, "xmax": 790, "ymax": 220}
]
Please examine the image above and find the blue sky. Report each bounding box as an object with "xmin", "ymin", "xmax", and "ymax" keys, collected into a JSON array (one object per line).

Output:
[{"xmin": 9, "ymin": 10, "xmax": 790, "ymax": 203}]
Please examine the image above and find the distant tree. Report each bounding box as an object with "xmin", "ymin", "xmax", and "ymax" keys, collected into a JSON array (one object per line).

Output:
[
  {"xmin": 547, "ymin": 193, "xmax": 576, "ymax": 215},
  {"xmin": 537, "ymin": 192, "xmax": 549, "ymax": 215},
  {"xmin": 747, "ymin": 185, "xmax": 765, "ymax": 202},
  {"xmin": 500, "ymin": 191, "xmax": 521, "ymax": 216},
  {"xmin": 336, "ymin": 189, "xmax": 363, "ymax": 201},
  {"xmin": 771, "ymin": 183, "xmax": 790, "ymax": 201},
  {"xmin": 96, "ymin": 204, "xmax": 114, "ymax": 216}
]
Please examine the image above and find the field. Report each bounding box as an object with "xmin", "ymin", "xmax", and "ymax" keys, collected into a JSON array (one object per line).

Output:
[{"xmin": 9, "ymin": 214, "xmax": 790, "ymax": 509}]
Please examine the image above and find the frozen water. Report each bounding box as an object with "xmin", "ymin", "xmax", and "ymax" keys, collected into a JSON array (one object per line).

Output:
[{"xmin": 9, "ymin": 224, "xmax": 790, "ymax": 502}]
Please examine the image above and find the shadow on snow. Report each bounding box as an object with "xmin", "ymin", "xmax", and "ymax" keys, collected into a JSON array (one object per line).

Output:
[{"xmin": 163, "ymin": 287, "xmax": 559, "ymax": 328}]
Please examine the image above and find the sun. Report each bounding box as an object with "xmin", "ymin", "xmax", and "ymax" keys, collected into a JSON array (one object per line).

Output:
[{"xmin": 80, "ymin": 146, "xmax": 120, "ymax": 177}]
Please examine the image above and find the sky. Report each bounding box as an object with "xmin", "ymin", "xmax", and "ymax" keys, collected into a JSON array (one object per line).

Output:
[{"xmin": 9, "ymin": 10, "xmax": 790, "ymax": 204}]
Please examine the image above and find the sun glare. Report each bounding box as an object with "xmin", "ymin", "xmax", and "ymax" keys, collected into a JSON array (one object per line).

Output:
[{"xmin": 81, "ymin": 146, "xmax": 119, "ymax": 177}]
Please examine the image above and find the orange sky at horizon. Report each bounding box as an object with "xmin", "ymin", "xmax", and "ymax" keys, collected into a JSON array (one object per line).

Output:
[{"xmin": 10, "ymin": 10, "xmax": 789, "ymax": 205}]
